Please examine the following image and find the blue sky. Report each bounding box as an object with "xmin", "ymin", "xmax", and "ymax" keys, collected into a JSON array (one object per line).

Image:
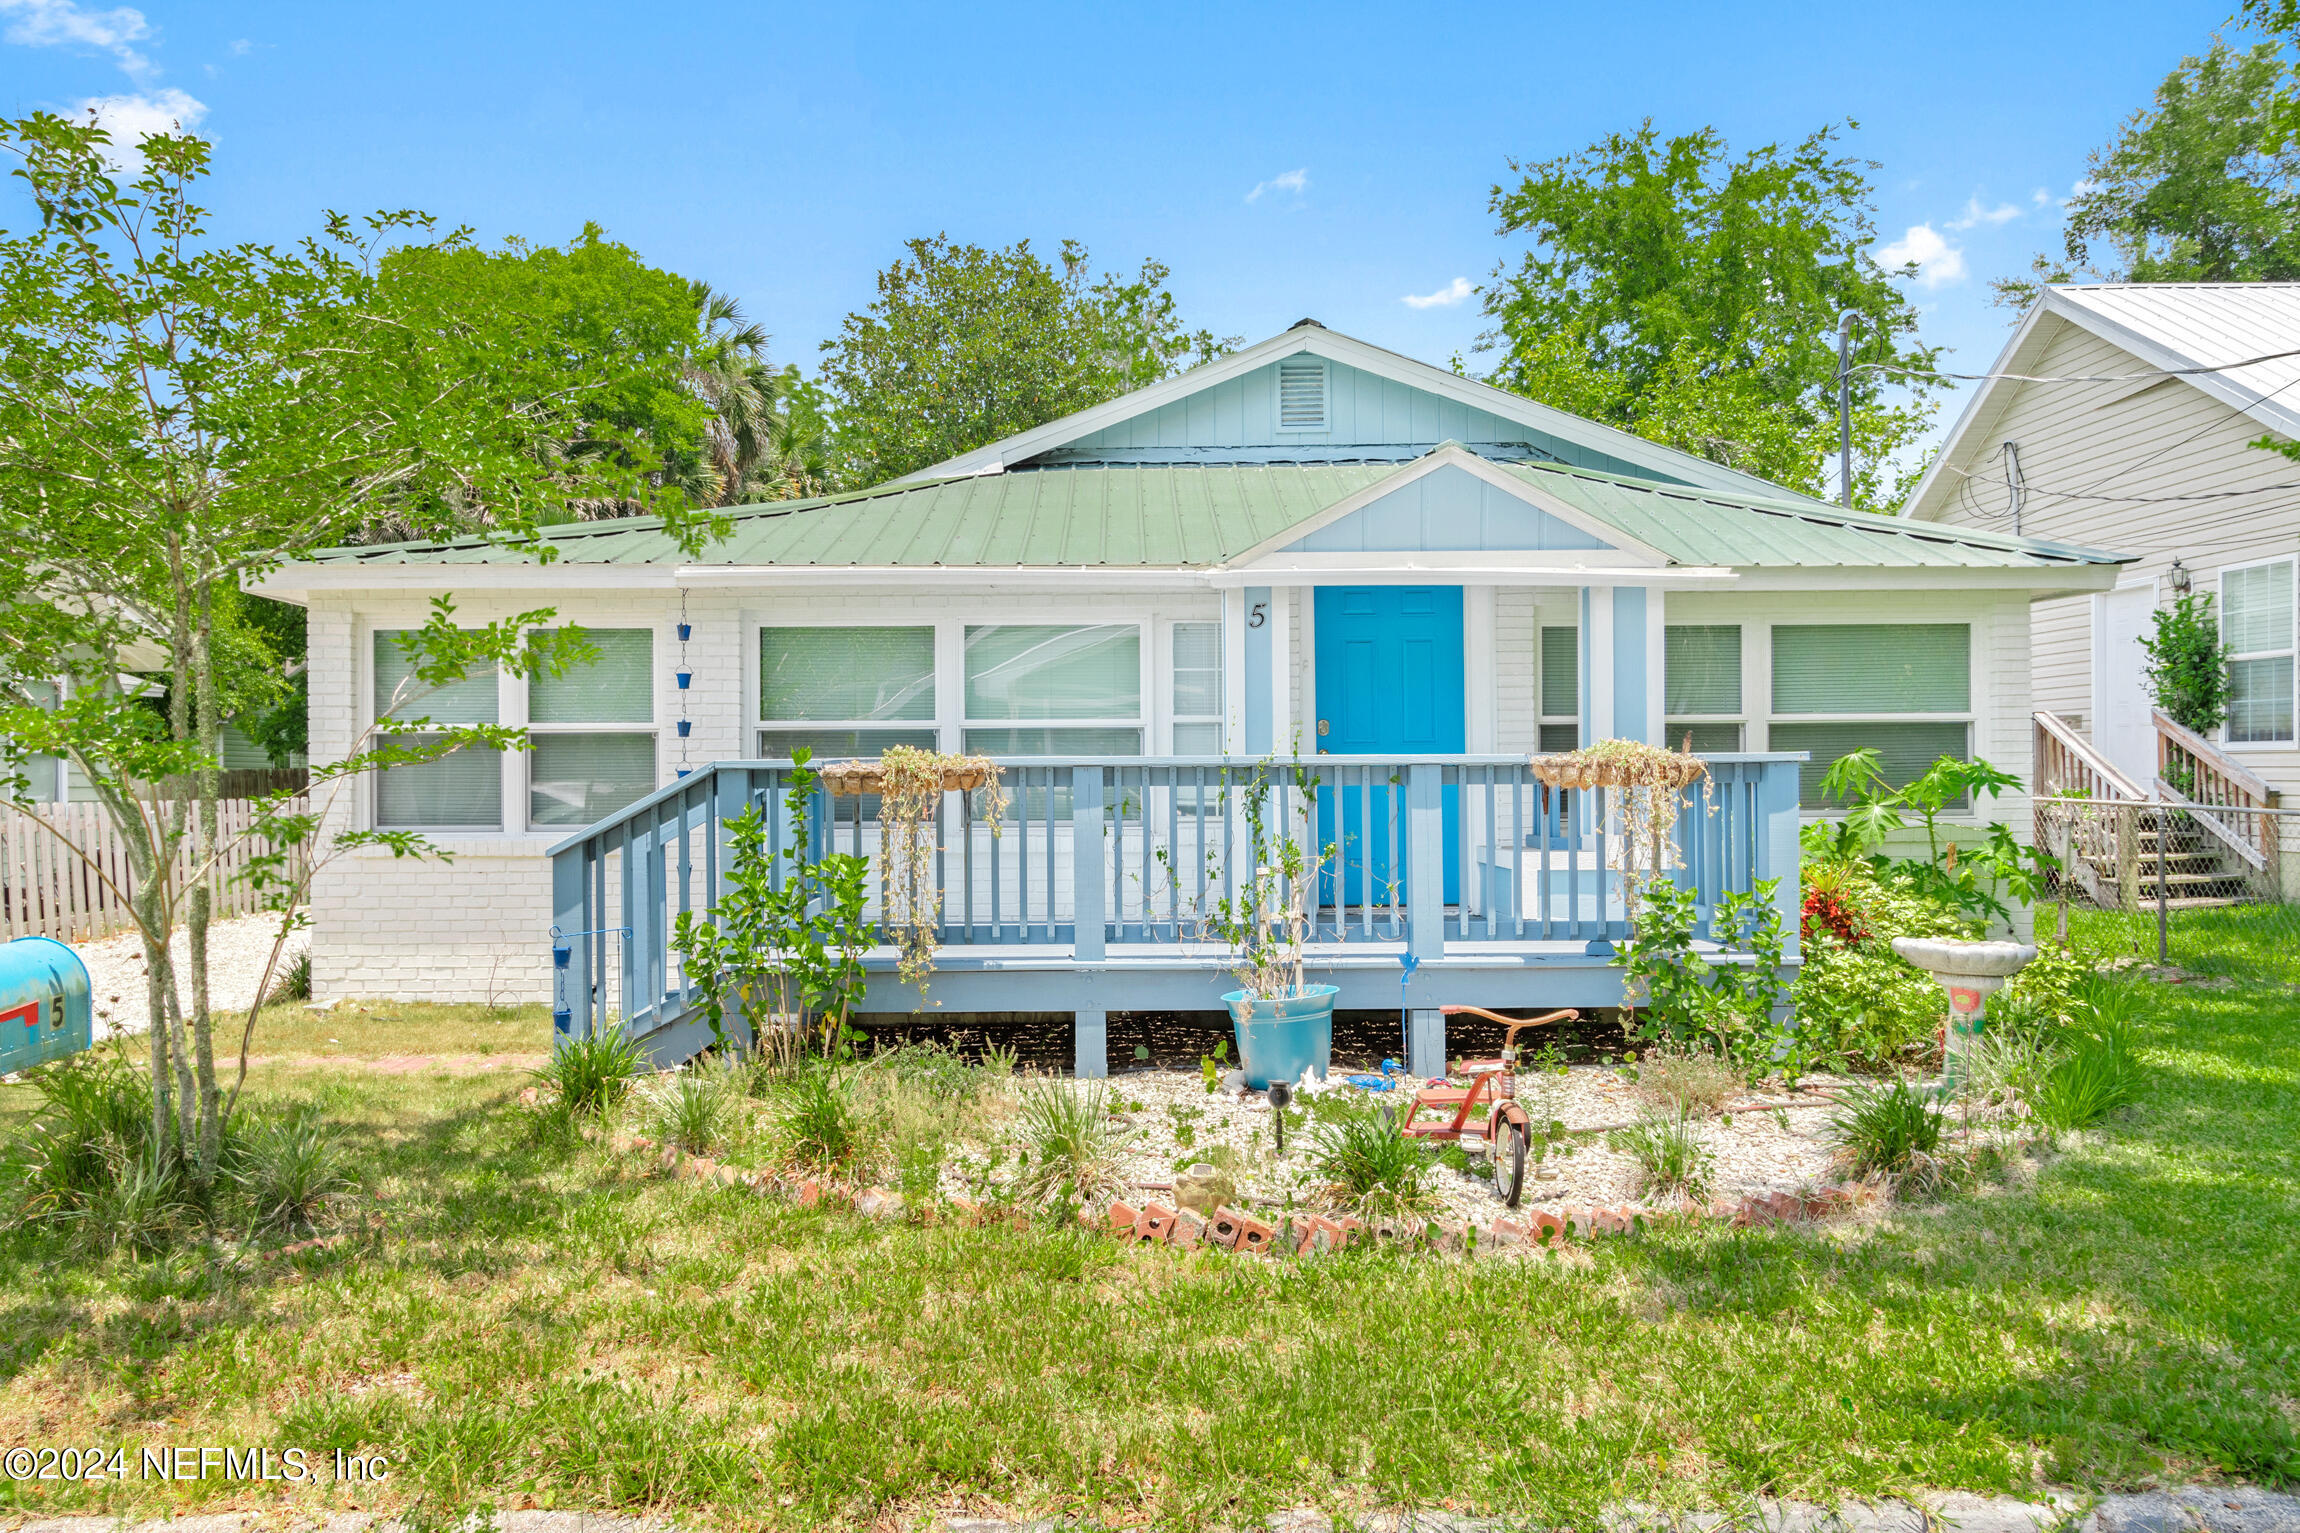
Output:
[{"xmin": 0, "ymin": 0, "xmax": 2250, "ymax": 451}]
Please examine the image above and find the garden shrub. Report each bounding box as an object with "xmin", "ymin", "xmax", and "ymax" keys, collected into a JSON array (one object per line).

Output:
[
  {"xmin": 1792, "ymin": 859, "xmax": 1969, "ymax": 1071},
  {"xmin": 1614, "ymin": 878, "xmax": 1790, "ymax": 1066}
]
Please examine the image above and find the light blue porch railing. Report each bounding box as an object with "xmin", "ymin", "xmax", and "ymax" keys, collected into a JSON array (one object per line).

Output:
[{"xmin": 546, "ymin": 753, "xmax": 1804, "ymax": 1046}]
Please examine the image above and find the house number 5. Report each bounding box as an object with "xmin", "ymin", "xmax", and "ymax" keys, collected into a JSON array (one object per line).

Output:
[{"xmin": 1247, "ymin": 601, "xmax": 1268, "ymax": 629}]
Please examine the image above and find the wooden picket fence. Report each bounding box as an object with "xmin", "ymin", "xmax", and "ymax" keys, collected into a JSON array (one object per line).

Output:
[{"xmin": 0, "ymin": 797, "xmax": 301, "ymax": 944}]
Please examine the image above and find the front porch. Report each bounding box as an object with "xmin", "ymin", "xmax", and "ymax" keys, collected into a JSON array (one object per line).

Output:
[{"xmin": 548, "ymin": 751, "xmax": 1804, "ymax": 1077}]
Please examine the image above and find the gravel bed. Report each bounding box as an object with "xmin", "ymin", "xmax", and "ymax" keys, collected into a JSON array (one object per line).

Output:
[
  {"xmin": 962, "ymin": 1062, "xmax": 1851, "ymax": 1223},
  {"xmin": 71, "ymin": 914, "xmax": 307, "ymax": 1041}
]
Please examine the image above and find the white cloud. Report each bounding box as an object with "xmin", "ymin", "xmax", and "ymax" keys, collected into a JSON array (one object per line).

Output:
[
  {"xmin": 75, "ymin": 87, "xmax": 206, "ymax": 168},
  {"xmin": 1945, "ymin": 196, "xmax": 2022, "ymax": 231},
  {"xmin": 1876, "ymin": 223, "xmax": 1967, "ymax": 290},
  {"xmin": 227, "ymin": 36, "xmax": 249, "ymax": 55},
  {"xmin": 1246, "ymin": 167, "xmax": 1308, "ymax": 203},
  {"xmin": 2032, "ymin": 187, "xmax": 2052, "ymax": 208},
  {"xmin": 0, "ymin": 0, "xmax": 153, "ymax": 79},
  {"xmin": 1402, "ymin": 276, "xmax": 1474, "ymax": 310},
  {"xmin": 2065, "ymin": 177, "xmax": 2097, "ymax": 206}
]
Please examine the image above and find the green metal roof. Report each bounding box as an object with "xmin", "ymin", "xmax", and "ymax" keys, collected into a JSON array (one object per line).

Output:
[
  {"xmin": 1495, "ymin": 462, "xmax": 2132, "ymax": 570},
  {"xmin": 301, "ymin": 454, "xmax": 2130, "ymax": 573}
]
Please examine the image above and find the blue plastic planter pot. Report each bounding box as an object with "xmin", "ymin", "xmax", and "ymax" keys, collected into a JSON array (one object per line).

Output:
[{"xmin": 1222, "ymin": 984, "xmax": 1338, "ymax": 1089}]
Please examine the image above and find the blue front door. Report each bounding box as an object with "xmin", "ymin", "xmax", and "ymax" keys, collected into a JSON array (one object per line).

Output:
[{"xmin": 1313, "ymin": 586, "xmax": 1465, "ymax": 906}]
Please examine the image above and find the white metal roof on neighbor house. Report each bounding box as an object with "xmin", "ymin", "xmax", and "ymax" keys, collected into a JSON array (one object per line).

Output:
[
  {"xmin": 1907, "ymin": 283, "xmax": 2300, "ymax": 520},
  {"xmin": 2049, "ymin": 283, "xmax": 2300, "ymax": 439}
]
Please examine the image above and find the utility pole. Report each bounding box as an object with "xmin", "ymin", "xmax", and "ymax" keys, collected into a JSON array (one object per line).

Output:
[{"xmin": 1836, "ymin": 309, "xmax": 1860, "ymax": 508}]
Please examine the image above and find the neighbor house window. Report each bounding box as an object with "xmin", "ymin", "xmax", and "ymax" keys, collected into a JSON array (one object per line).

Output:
[
  {"xmin": 528, "ymin": 628, "xmax": 656, "ymax": 828},
  {"xmin": 1768, "ymin": 623, "xmax": 1971, "ymax": 809},
  {"xmin": 1538, "ymin": 625, "xmax": 1579, "ymax": 752},
  {"xmin": 963, "ymin": 624, "xmax": 1142, "ymax": 756},
  {"xmin": 2223, "ymin": 559, "xmax": 2295, "ymax": 745},
  {"xmin": 1665, "ymin": 624, "xmax": 1743, "ymax": 753},
  {"xmin": 1171, "ymin": 621, "xmax": 1223, "ymax": 753},
  {"xmin": 757, "ymin": 626, "xmax": 938, "ymax": 760},
  {"xmin": 373, "ymin": 630, "xmax": 502, "ymax": 830}
]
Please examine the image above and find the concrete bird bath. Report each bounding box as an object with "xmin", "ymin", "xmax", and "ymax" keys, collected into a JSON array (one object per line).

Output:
[{"xmin": 1890, "ymin": 936, "xmax": 2038, "ymax": 1082}]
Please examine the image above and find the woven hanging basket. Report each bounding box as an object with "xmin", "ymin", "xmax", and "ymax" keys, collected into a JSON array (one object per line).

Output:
[
  {"xmin": 821, "ymin": 760, "xmax": 992, "ymax": 798},
  {"xmin": 1528, "ymin": 750, "xmax": 1707, "ymax": 793}
]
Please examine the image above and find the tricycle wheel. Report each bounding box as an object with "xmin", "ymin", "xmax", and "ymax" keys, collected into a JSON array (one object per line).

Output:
[{"xmin": 1492, "ymin": 1117, "xmax": 1528, "ymax": 1209}]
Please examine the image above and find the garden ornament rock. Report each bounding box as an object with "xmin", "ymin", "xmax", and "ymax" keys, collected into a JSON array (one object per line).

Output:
[
  {"xmin": 1889, "ymin": 936, "xmax": 2038, "ymax": 1081},
  {"xmin": 1173, "ymin": 1162, "xmax": 1232, "ymax": 1214}
]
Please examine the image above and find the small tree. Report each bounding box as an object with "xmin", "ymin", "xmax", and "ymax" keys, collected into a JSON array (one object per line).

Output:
[{"xmin": 2138, "ymin": 592, "xmax": 2230, "ymax": 735}]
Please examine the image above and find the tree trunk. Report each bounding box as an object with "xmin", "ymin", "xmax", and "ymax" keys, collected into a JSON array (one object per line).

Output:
[{"xmin": 189, "ymin": 585, "xmax": 222, "ymax": 1186}]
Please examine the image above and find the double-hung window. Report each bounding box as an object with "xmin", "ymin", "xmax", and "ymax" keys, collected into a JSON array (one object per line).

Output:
[
  {"xmin": 1538, "ymin": 625, "xmax": 1580, "ymax": 752},
  {"xmin": 963, "ymin": 624, "xmax": 1143, "ymax": 756},
  {"xmin": 1768, "ymin": 623, "xmax": 1971, "ymax": 808},
  {"xmin": 373, "ymin": 630, "xmax": 502, "ymax": 830},
  {"xmin": 758, "ymin": 626, "xmax": 939, "ymax": 759},
  {"xmin": 2222, "ymin": 559, "xmax": 2296, "ymax": 745},
  {"xmin": 1665, "ymin": 625, "xmax": 1742, "ymax": 752},
  {"xmin": 1170, "ymin": 622, "xmax": 1223, "ymax": 753},
  {"xmin": 528, "ymin": 628, "xmax": 657, "ymax": 827}
]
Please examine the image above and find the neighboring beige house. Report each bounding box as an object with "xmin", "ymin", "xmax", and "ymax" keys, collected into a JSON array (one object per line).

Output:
[{"xmin": 1906, "ymin": 283, "xmax": 2300, "ymax": 806}]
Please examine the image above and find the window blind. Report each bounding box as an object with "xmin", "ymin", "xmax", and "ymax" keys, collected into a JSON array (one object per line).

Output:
[
  {"xmin": 963, "ymin": 727, "xmax": 1143, "ymax": 756},
  {"xmin": 1540, "ymin": 626, "xmax": 1578, "ymax": 717},
  {"xmin": 2224, "ymin": 561, "xmax": 2294, "ymax": 657},
  {"xmin": 1173, "ymin": 722, "xmax": 1224, "ymax": 754},
  {"xmin": 529, "ymin": 734, "xmax": 656, "ymax": 826},
  {"xmin": 1172, "ymin": 622, "xmax": 1222, "ymax": 717},
  {"xmin": 374, "ymin": 632, "xmax": 498, "ymax": 724},
  {"xmin": 2229, "ymin": 657, "xmax": 2295, "ymax": 743},
  {"xmin": 1538, "ymin": 722, "xmax": 1581, "ymax": 753},
  {"xmin": 375, "ymin": 736, "xmax": 502, "ymax": 828},
  {"xmin": 1664, "ymin": 625, "xmax": 1740, "ymax": 715},
  {"xmin": 964, "ymin": 626, "xmax": 1140, "ymax": 720},
  {"xmin": 760, "ymin": 627, "xmax": 936, "ymax": 721},
  {"xmin": 756, "ymin": 727, "xmax": 938, "ymax": 760},
  {"xmin": 1669, "ymin": 721, "xmax": 1743, "ymax": 753},
  {"xmin": 1770, "ymin": 721, "xmax": 1968, "ymax": 809},
  {"xmin": 1771, "ymin": 625, "xmax": 1970, "ymax": 714},
  {"xmin": 531, "ymin": 628, "xmax": 653, "ymax": 724}
]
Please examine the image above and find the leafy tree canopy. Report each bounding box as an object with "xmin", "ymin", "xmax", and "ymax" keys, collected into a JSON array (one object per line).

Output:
[
  {"xmin": 1478, "ymin": 122, "xmax": 1938, "ymax": 509},
  {"xmin": 818, "ymin": 235, "xmax": 1235, "ymax": 489},
  {"xmin": 1998, "ymin": 40, "xmax": 2300, "ymax": 305}
]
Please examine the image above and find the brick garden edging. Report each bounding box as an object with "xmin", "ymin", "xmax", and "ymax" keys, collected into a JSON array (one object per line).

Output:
[{"xmin": 616, "ymin": 1132, "xmax": 1884, "ymax": 1255}]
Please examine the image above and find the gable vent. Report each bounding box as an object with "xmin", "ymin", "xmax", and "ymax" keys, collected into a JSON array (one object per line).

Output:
[{"xmin": 1276, "ymin": 356, "xmax": 1330, "ymax": 431}]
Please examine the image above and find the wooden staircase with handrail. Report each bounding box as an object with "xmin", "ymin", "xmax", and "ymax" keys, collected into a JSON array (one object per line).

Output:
[{"xmin": 2033, "ymin": 709, "xmax": 2282, "ymax": 912}]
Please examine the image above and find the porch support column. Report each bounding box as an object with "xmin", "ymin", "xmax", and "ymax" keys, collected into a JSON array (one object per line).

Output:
[
  {"xmin": 1407, "ymin": 1010, "xmax": 1446, "ymax": 1081},
  {"xmin": 1584, "ymin": 585, "xmax": 1663, "ymax": 745},
  {"xmin": 1243, "ymin": 585, "xmax": 1274, "ymax": 754},
  {"xmin": 1074, "ymin": 1008, "xmax": 1108, "ymax": 1080}
]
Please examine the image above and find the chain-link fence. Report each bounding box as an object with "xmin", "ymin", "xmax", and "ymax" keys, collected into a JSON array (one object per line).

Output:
[{"xmin": 2036, "ymin": 795, "xmax": 2300, "ymax": 985}]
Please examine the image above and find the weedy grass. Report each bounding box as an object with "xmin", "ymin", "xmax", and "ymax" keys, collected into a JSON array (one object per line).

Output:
[
  {"xmin": 1828, "ymin": 1075, "xmax": 1948, "ymax": 1183},
  {"xmin": 1631, "ymin": 1045, "xmax": 1738, "ymax": 1116},
  {"xmin": 2033, "ymin": 1020, "xmax": 2147, "ymax": 1131},
  {"xmin": 1606, "ymin": 1108, "xmax": 1714, "ymax": 1203},
  {"xmin": 0, "ymin": 980, "xmax": 2293, "ymax": 1529},
  {"xmin": 533, "ymin": 1029, "xmax": 645, "ymax": 1119},
  {"xmin": 1308, "ymin": 1103, "xmax": 1432, "ymax": 1216},
  {"xmin": 1011, "ymin": 1077, "xmax": 1127, "ymax": 1206}
]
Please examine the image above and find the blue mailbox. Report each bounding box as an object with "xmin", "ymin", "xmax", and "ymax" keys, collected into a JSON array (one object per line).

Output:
[{"xmin": 0, "ymin": 936, "xmax": 93, "ymax": 1074}]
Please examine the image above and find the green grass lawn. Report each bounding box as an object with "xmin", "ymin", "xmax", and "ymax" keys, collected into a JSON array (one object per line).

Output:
[{"xmin": 0, "ymin": 974, "xmax": 2293, "ymax": 1531}]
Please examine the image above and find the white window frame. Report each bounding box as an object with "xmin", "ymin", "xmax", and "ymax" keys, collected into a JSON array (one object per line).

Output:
[
  {"xmin": 1164, "ymin": 617, "xmax": 1224, "ymax": 755},
  {"xmin": 2219, "ymin": 555, "xmax": 2298, "ymax": 750},
  {"xmin": 1761, "ymin": 619, "xmax": 1977, "ymax": 816},
  {"xmin": 1663, "ymin": 622, "xmax": 1747, "ymax": 754},
  {"xmin": 364, "ymin": 620, "xmax": 509, "ymax": 835},
  {"xmin": 960, "ymin": 619, "xmax": 1149, "ymax": 758},
  {"xmin": 520, "ymin": 625, "xmax": 662, "ymax": 834},
  {"xmin": 1536, "ymin": 621, "xmax": 1580, "ymax": 750},
  {"xmin": 753, "ymin": 622, "xmax": 942, "ymax": 761}
]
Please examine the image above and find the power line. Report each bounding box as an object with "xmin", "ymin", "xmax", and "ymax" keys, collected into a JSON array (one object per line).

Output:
[{"xmin": 1856, "ymin": 344, "xmax": 2300, "ymax": 386}]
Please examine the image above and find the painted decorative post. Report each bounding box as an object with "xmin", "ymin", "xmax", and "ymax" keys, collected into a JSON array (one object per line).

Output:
[
  {"xmin": 1405, "ymin": 763, "xmax": 1447, "ymax": 1079},
  {"xmin": 1889, "ymin": 937, "xmax": 2038, "ymax": 1082},
  {"xmin": 1072, "ymin": 764, "xmax": 1108, "ymax": 1078}
]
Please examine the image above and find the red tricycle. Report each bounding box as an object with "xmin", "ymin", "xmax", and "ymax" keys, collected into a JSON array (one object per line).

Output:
[{"xmin": 1394, "ymin": 1004, "xmax": 1577, "ymax": 1207}]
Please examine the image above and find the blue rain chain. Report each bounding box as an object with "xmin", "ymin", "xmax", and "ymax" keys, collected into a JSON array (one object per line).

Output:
[
  {"xmin": 551, "ymin": 923, "xmax": 631, "ymax": 1037},
  {"xmin": 675, "ymin": 590, "xmax": 694, "ymax": 778}
]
